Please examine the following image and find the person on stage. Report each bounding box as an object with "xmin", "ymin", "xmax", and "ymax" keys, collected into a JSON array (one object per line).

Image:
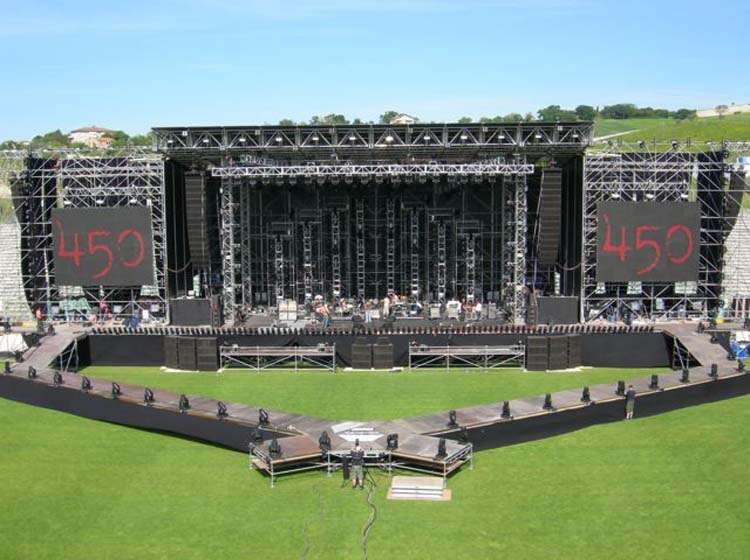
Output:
[{"xmin": 350, "ymin": 439, "xmax": 365, "ymax": 489}]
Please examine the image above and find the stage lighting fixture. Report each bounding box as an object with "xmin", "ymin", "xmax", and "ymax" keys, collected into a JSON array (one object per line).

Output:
[
  {"xmin": 709, "ymin": 364, "xmax": 718, "ymax": 378},
  {"xmin": 53, "ymin": 372, "xmax": 63, "ymax": 385},
  {"xmin": 581, "ymin": 386, "xmax": 591, "ymax": 403},
  {"xmin": 501, "ymin": 400, "xmax": 511, "ymax": 418},
  {"xmin": 3, "ymin": 361, "xmax": 10, "ymax": 374},
  {"xmin": 649, "ymin": 374, "xmax": 659, "ymax": 389},
  {"xmin": 27, "ymin": 366, "xmax": 37, "ymax": 379},
  {"xmin": 81, "ymin": 376, "xmax": 92, "ymax": 391},
  {"xmin": 144, "ymin": 387, "xmax": 155, "ymax": 404},
  {"xmin": 217, "ymin": 401, "xmax": 228, "ymax": 418},
  {"xmin": 738, "ymin": 360, "xmax": 746, "ymax": 373},
  {"xmin": 638, "ymin": 140, "xmax": 646, "ymax": 149},
  {"xmin": 543, "ymin": 393, "xmax": 553, "ymax": 410},
  {"xmin": 111, "ymin": 382, "xmax": 121, "ymax": 398},
  {"xmin": 275, "ymin": 135, "xmax": 283, "ymax": 143},
  {"xmin": 436, "ymin": 438, "xmax": 447, "ymax": 458},
  {"xmin": 448, "ymin": 409, "xmax": 458, "ymax": 428},
  {"xmin": 385, "ymin": 135, "xmax": 394, "ymax": 143},
  {"xmin": 268, "ymin": 438, "xmax": 282, "ymax": 457},
  {"xmin": 178, "ymin": 394, "xmax": 190, "ymax": 413},
  {"xmin": 727, "ymin": 350, "xmax": 736, "ymax": 361},
  {"xmin": 616, "ymin": 380, "xmax": 625, "ymax": 396},
  {"xmin": 386, "ymin": 433, "xmax": 399, "ymax": 450},
  {"xmin": 258, "ymin": 408, "xmax": 269, "ymax": 425},
  {"xmin": 671, "ymin": 140, "xmax": 679, "ymax": 150},
  {"xmin": 318, "ymin": 431, "xmax": 331, "ymax": 452},
  {"xmin": 680, "ymin": 368, "xmax": 690, "ymax": 383}
]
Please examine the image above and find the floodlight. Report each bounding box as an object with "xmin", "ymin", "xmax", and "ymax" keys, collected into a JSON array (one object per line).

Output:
[
  {"xmin": 649, "ymin": 374, "xmax": 659, "ymax": 389},
  {"xmin": 436, "ymin": 438, "xmax": 447, "ymax": 458},
  {"xmin": 709, "ymin": 364, "xmax": 718, "ymax": 379},
  {"xmin": 319, "ymin": 431, "xmax": 331, "ymax": 452},
  {"xmin": 81, "ymin": 376, "xmax": 92, "ymax": 391},
  {"xmin": 3, "ymin": 361, "xmax": 10, "ymax": 374},
  {"xmin": 53, "ymin": 372, "xmax": 63, "ymax": 385},
  {"xmin": 27, "ymin": 366, "xmax": 37, "ymax": 379},
  {"xmin": 616, "ymin": 380, "xmax": 626, "ymax": 396},
  {"xmin": 501, "ymin": 400, "xmax": 511, "ymax": 418},
  {"xmin": 386, "ymin": 433, "xmax": 399, "ymax": 450},
  {"xmin": 268, "ymin": 438, "xmax": 282, "ymax": 457},
  {"xmin": 178, "ymin": 394, "xmax": 190, "ymax": 412},
  {"xmin": 448, "ymin": 409, "xmax": 458, "ymax": 428},
  {"xmin": 111, "ymin": 382, "xmax": 121, "ymax": 398},
  {"xmin": 543, "ymin": 393, "xmax": 553, "ymax": 410},
  {"xmin": 258, "ymin": 408, "xmax": 269, "ymax": 425},
  {"xmin": 581, "ymin": 386, "xmax": 591, "ymax": 402},
  {"xmin": 144, "ymin": 387, "xmax": 155, "ymax": 404},
  {"xmin": 217, "ymin": 401, "xmax": 228, "ymax": 418}
]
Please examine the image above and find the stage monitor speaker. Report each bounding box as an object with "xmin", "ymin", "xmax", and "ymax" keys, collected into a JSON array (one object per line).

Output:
[
  {"xmin": 372, "ymin": 337, "xmax": 394, "ymax": 369},
  {"xmin": 536, "ymin": 168, "xmax": 562, "ymax": 266},
  {"xmin": 164, "ymin": 336, "xmax": 180, "ymax": 369},
  {"xmin": 184, "ymin": 172, "xmax": 210, "ymax": 269},
  {"xmin": 566, "ymin": 334, "xmax": 582, "ymax": 368},
  {"xmin": 350, "ymin": 337, "xmax": 372, "ymax": 369},
  {"xmin": 537, "ymin": 296, "xmax": 579, "ymax": 325},
  {"xmin": 525, "ymin": 336, "xmax": 549, "ymax": 371},
  {"xmin": 195, "ymin": 337, "xmax": 219, "ymax": 371},
  {"xmin": 177, "ymin": 337, "xmax": 198, "ymax": 371}
]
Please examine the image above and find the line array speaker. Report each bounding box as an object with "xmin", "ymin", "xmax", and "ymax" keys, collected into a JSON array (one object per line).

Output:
[
  {"xmin": 184, "ymin": 172, "xmax": 210, "ymax": 269},
  {"xmin": 351, "ymin": 337, "xmax": 372, "ymax": 369},
  {"xmin": 525, "ymin": 336, "xmax": 549, "ymax": 371},
  {"xmin": 536, "ymin": 168, "xmax": 562, "ymax": 266}
]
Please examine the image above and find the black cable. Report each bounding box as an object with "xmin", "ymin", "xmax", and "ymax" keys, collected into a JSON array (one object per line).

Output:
[
  {"xmin": 361, "ymin": 467, "xmax": 378, "ymax": 560},
  {"xmin": 300, "ymin": 481, "xmax": 326, "ymax": 560}
]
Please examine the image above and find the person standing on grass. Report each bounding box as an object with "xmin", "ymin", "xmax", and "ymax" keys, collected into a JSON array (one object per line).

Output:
[
  {"xmin": 351, "ymin": 439, "xmax": 365, "ymax": 489},
  {"xmin": 625, "ymin": 384, "xmax": 636, "ymax": 420}
]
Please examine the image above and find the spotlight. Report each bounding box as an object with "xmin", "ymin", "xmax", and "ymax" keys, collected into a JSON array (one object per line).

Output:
[
  {"xmin": 385, "ymin": 135, "xmax": 394, "ymax": 143},
  {"xmin": 53, "ymin": 372, "xmax": 63, "ymax": 385},
  {"xmin": 144, "ymin": 387, "xmax": 155, "ymax": 405},
  {"xmin": 649, "ymin": 375, "xmax": 659, "ymax": 389},
  {"xmin": 738, "ymin": 360, "xmax": 746, "ymax": 373},
  {"xmin": 709, "ymin": 364, "xmax": 718, "ymax": 379},
  {"xmin": 27, "ymin": 366, "xmax": 37, "ymax": 379},
  {"xmin": 501, "ymin": 400, "xmax": 511, "ymax": 418},
  {"xmin": 436, "ymin": 438, "xmax": 447, "ymax": 458},
  {"xmin": 81, "ymin": 376, "xmax": 92, "ymax": 391},
  {"xmin": 111, "ymin": 382, "xmax": 121, "ymax": 398},
  {"xmin": 386, "ymin": 433, "xmax": 399, "ymax": 450},
  {"xmin": 543, "ymin": 393, "xmax": 553, "ymax": 410},
  {"xmin": 178, "ymin": 394, "xmax": 190, "ymax": 413},
  {"xmin": 258, "ymin": 408, "xmax": 269, "ymax": 425},
  {"xmin": 268, "ymin": 438, "xmax": 282, "ymax": 458},
  {"xmin": 680, "ymin": 367, "xmax": 690, "ymax": 383},
  {"xmin": 319, "ymin": 431, "xmax": 331, "ymax": 452},
  {"xmin": 448, "ymin": 409, "xmax": 458, "ymax": 428},
  {"xmin": 581, "ymin": 386, "xmax": 591, "ymax": 403},
  {"xmin": 638, "ymin": 140, "xmax": 646, "ymax": 149},
  {"xmin": 4, "ymin": 361, "xmax": 10, "ymax": 374},
  {"xmin": 217, "ymin": 401, "xmax": 228, "ymax": 418},
  {"xmin": 616, "ymin": 380, "xmax": 626, "ymax": 396},
  {"xmin": 671, "ymin": 140, "xmax": 679, "ymax": 150}
]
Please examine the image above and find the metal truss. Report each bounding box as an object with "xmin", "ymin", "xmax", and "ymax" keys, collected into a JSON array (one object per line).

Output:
[
  {"xmin": 155, "ymin": 122, "xmax": 593, "ymax": 156},
  {"xmin": 512, "ymin": 175, "xmax": 528, "ymax": 323},
  {"xmin": 581, "ymin": 151, "xmax": 736, "ymax": 322},
  {"xmin": 385, "ymin": 200, "xmax": 396, "ymax": 295},
  {"xmin": 9, "ymin": 148, "xmax": 167, "ymax": 323},
  {"xmin": 220, "ymin": 177, "xmax": 239, "ymax": 324},
  {"xmin": 210, "ymin": 162, "xmax": 535, "ymax": 180},
  {"xmin": 355, "ymin": 199, "xmax": 366, "ymax": 299}
]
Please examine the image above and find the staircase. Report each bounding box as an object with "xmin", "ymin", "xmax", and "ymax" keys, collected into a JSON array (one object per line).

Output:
[
  {"xmin": 722, "ymin": 208, "xmax": 750, "ymax": 299},
  {"xmin": 0, "ymin": 220, "xmax": 32, "ymax": 321}
]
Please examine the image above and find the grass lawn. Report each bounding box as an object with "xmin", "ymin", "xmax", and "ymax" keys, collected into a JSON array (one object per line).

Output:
[
  {"xmin": 594, "ymin": 117, "xmax": 672, "ymax": 138},
  {"xmin": 77, "ymin": 366, "xmax": 669, "ymax": 420},
  {"xmin": 1, "ymin": 382, "xmax": 748, "ymax": 559},
  {"xmin": 595, "ymin": 113, "xmax": 750, "ymax": 144}
]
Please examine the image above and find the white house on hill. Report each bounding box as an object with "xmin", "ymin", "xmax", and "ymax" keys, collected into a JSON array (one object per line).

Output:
[
  {"xmin": 68, "ymin": 126, "xmax": 115, "ymax": 149},
  {"xmin": 389, "ymin": 113, "xmax": 419, "ymax": 125}
]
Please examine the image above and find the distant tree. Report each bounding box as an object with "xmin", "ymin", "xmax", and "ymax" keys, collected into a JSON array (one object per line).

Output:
[
  {"xmin": 457, "ymin": 116, "xmax": 473, "ymax": 124},
  {"xmin": 523, "ymin": 112, "xmax": 535, "ymax": 122},
  {"xmin": 317, "ymin": 114, "xmax": 348, "ymax": 125},
  {"xmin": 672, "ymin": 108, "xmax": 696, "ymax": 120},
  {"xmin": 278, "ymin": 118, "xmax": 295, "ymax": 126},
  {"xmin": 30, "ymin": 129, "xmax": 70, "ymax": 148},
  {"xmin": 537, "ymin": 105, "xmax": 577, "ymax": 121},
  {"xmin": 503, "ymin": 113, "xmax": 524, "ymax": 122},
  {"xmin": 575, "ymin": 104, "xmax": 597, "ymax": 121},
  {"xmin": 715, "ymin": 104, "xmax": 728, "ymax": 118},
  {"xmin": 0, "ymin": 139, "xmax": 24, "ymax": 149},
  {"xmin": 105, "ymin": 130, "xmax": 130, "ymax": 147},
  {"xmin": 129, "ymin": 133, "xmax": 153, "ymax": 146},
  {"xmin": 379, "ymin": 110, "xmax": 400, "ymax": 124},
  {"xmin": 599, "ymin": 103, "xmax": 638, "ymax": 119},
  {"xmin": 352, "ymin": 118, "xmax": 363, "ymax": 125}
]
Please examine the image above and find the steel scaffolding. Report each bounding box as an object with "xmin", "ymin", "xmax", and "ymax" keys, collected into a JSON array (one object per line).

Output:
[
  {"xmin": 581, "ymin": 150, "xmax": 736, "ymax": 321},
  {"xmin": 8, "ymin": 148, "xmax": 167, "ymax": 322}
]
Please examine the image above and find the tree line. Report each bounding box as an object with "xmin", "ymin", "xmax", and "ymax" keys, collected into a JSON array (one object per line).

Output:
[{"xmin": 0, "ymin": 130, "xmax": 153, "ymax": 150}]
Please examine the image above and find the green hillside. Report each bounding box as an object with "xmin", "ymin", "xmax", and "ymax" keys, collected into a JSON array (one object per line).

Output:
[{"xmin": 595, "ymin": 113, "xmax": 750, "ymax": 143}]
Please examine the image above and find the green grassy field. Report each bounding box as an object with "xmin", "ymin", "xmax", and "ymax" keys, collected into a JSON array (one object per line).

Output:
[
  {"xmin": 1, "ymin": 368, "xmax": 749, "ymax": 559},
  {"xmin": 595, "ymin": 113, "xmax": 750, "ymax": 143},
  {"xmin": 78, "ymin": 366, "xmax": 667, "ymax": 420}
]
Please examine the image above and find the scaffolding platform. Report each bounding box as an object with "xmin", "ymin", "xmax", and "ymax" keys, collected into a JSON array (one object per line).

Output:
[
  {"xmin": 408, "ymin": 344, "xmax": 525, "ymax": 369},
  {"xmin": 219, "ymin": 344, "xmax": 336, "ymax": 372}
]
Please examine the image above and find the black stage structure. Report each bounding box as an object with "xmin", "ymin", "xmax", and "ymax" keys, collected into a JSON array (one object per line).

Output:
[{"xmin": 2, "ymin": 122, "xmax": 746, "ymax": 326}]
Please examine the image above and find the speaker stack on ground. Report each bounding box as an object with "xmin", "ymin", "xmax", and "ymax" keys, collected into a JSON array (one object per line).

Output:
[
  {"xmin": 536, "ymin": 168, "xmax": 562, "ymax": 266},
  {"xmin": 184, "ymin": 172, "xmax": 210, "ymax": 270},
  {"xmin": 525, "ymin": 336, "xmax": 550, "ymax": 371},
  {"xmin": 350, "ymin": 337, "xmax": 372, "ymax": 369},
  {"xmin": 547, "ymin": 336, "xmax": 569, "ymax": 370},
  {"xmin": 566, "ymin": 334, "xmax": 582, "ymax": 368},
  {"xmin": 164, "ymin": 336, "xmax": 218, "ymax": 371},
  {"xmin": 372, "ymin": 337, "xmax": 394, "ymax": 369}
]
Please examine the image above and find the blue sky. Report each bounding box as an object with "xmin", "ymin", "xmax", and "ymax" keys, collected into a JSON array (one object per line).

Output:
[{"xmin": 1, "ymin": 0, "xmax": 748, "ymax": 139}]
